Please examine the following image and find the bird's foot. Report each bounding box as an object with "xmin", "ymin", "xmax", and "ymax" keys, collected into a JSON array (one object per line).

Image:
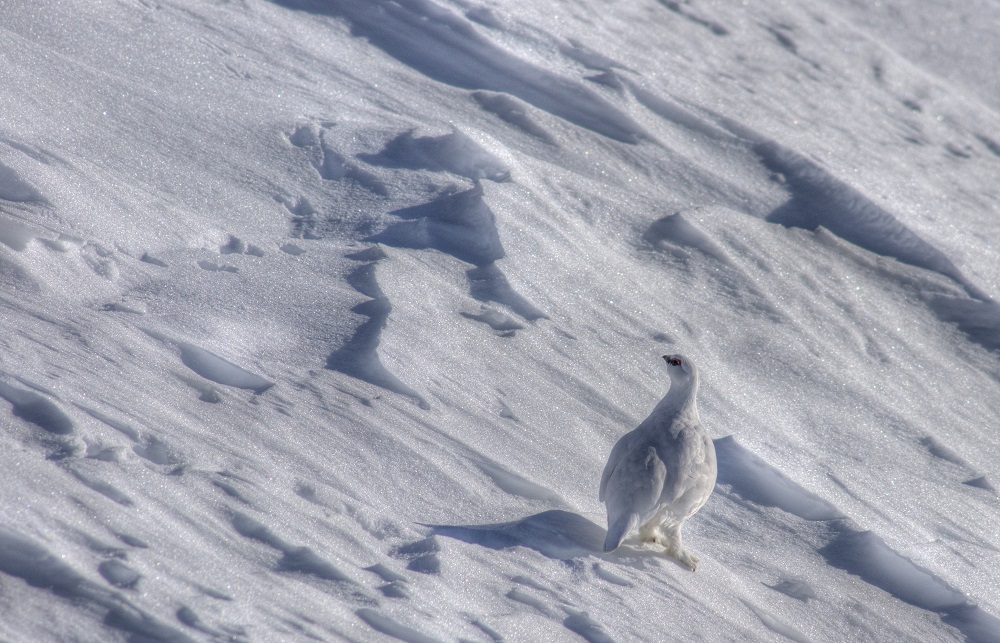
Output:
[{"xmin": 669, "ymin": 549, "xmax": 699, "ymax": 572}]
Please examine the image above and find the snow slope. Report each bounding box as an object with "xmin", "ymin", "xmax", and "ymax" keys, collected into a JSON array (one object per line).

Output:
[{"xmin": 1, "ymin": 0, "xmax": 999, "ymax": 640}]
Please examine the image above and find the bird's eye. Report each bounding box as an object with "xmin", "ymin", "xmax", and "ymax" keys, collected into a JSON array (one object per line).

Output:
[{"xmin": 669, "ymin": 357, "xmax": 682, "ymax": 366}]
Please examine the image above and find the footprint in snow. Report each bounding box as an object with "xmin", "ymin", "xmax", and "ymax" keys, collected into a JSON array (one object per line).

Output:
[
  {"xmin": 0, "ymin": 215, "xmax": 44, "ymax": 251},
  {"xmin": 98, "ymin": 559, "xmax": 141, "ymax": 589},
  {"xmin": 658, "ymin": 0, "xmax": 730, "ymax": 36},
  {"xmin": 197, "ymin": 259, "xmax": 238, "ymax": 273},
  {"xmin": 365, "ymin": 563, "xmax": 410, "ymax": 599},
  {"xmin": 277, "ymin": 195, "xmax": 322, "ymax": 240},
  {"xmin": 220, "ymin": 234, "xmax": 265, "ymax": 257},
  {"xmin": 176, "ymin": 606, "xmax": 232, "ymax": 639},
  {"xmin": 213, "ymin": 475, "xmax": 252, "ymax": 505},
  {"xmin": 79, "ymin": 407, "xmax": 183, "ymax": 469},
  {"xmin": 563, "ymin": 610, "xmax": 616, "ymax": 643},
  {"xmin": 391, "ymin": 536, "xmax": 441, "ymax": 575},
  {"xmin": 139, "ymin": 252, "xmax": 168, "ymax": 267}
]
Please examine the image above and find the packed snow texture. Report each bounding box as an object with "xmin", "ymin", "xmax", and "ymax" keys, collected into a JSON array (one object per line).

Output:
[{"xmin": 2, "ymin": 0, "xmax": 1000, "ymax": 641}]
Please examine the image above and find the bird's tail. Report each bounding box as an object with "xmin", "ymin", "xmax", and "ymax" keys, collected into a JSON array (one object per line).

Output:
[{"xmin": 604, "ymin": 513, "xmax": 639, "ymax": 553}]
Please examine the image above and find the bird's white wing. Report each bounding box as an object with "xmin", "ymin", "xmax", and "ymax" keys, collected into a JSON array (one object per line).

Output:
[
  {"xmin": 604, "ymin": 445, "xmax": 667, "ymax": 536},
  {"xmin": 600, "ymin": 431, "xmax": 637, "ymax": 502}
]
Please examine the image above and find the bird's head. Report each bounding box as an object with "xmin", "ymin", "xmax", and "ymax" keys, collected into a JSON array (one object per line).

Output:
[{"xmin": 662, "ymin": 354, "xmax": 696, "ymax": 380}]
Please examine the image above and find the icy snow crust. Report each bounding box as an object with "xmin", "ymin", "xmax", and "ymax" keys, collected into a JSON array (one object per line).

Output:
[{"xmin": 1, "ymin": 0, "xmax": 1000, "ymax": 641}]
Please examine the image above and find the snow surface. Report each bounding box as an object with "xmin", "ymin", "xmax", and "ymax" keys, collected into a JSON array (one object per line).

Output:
[{"xmin": 2, "ymin": 0, "xmax": 1000, "ymax": 641}]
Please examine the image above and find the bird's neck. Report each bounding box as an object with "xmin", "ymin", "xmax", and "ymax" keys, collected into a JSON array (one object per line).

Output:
[{"xmin": 654, "ymin": 377, "xmax": 698, "ymax": 418}]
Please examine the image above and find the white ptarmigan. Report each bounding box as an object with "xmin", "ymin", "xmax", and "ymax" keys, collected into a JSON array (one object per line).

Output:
[{"xmin": 600, "ymin": 354, "xmax": 717, "ymax": 570}]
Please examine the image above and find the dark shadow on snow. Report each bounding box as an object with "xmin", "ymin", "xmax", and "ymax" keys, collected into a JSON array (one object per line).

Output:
[
  {"xmin": 369, "ymin": 185, "xmax": 547, "ymax": 321},
  {"xmin": 326, "ymin": 248, "xmax": 430, "ymax": 409},
  {"xmin": 430, "ymin": 510, "xmax": 605, "ymax": 560}
]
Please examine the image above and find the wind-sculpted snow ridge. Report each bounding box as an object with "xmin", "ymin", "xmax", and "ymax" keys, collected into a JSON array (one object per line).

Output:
[
  {"xmin": 821, "ymin": 533, "xmax": 1000, "ymax": 643},
  {"xmin": 355, "ymin": 608, "xmax": 441, "ymax": 643},
  {"xmin": 638, "ymin": 97, "xmax": 990, "ymax": 303},
  {"xmin": 435, "ymin": 435, "xmax": 999, "ymax": 641},
  {"xmin": 927, "ymin": 296, "xmax": 1000, "ymax": 352},
  {"xmin": 144, "ymin": 332, "xmax": 274, "ymax": 394},
  {"xmin": 750, "ymin": 138, "xmax": 1000, "ymax": 352},
  {"xmin": 472, "ymin": 459, "xmax": 566, "ymax": 506},
  {"xmin": 460, "ymin": 309, "xmax": 525, "ymax": 334},
  {"xmin": 0, "ymin": 380, "xmax": 75, "ymax": 435},
  {"xmin": 754, "ymin": 139, "xmax": 979, "ymax": 295},
  {"xmin": 919, "ymin": 435, "xmax": 995, "ymax": 490},
  {"xmin": 652, "ymin": 110, "xmax": 1000, "ymax": 353},
  {"xmin": 467, "ymin": 263, "xmax": 546, "ymax": 321},
  {"xmin": 231, "ymin": 513, "xmax": 352, "ymax": 582},
  {"xmin": 327, "ymin": 247, "xmax": 430, "ymax": 409},
  {"xmin": 371, "ymin": 184, "xmax": 547, "ymax": 321},
  {"xmin": 176, "ymin": 343, "xmax": 273, "ymax": 394},
  {"xmin": 358, "ymin": 129, "xmax": 511, "ymax": 182},
  {"xmin": 470, "ymin": 92, "xmax": 557, "ymax": 145},
  {"xmin": 625, "ymin": 82, "xmax": 736, "ymax": 142},
  {"xmin": 271, "ymin": 0, "xmax": 647, "ymax": 143},
  {"xmin": 0, "ymin": 160, "xmax": 45, "ymax": 202},
  {"xmin": 4, "ymin": 0, "xmax": 1000, "ymax": 639},
  {"xmin": 715, "ymin": 436, "xmax": 1000, "ymax": 643},
  {"xmin": 714, "ymin": 436, "xmax": 843, "ymax": 521},
  {"xmin": 687, "ymin": 110, "xmax": 979, "ymax": 297},
  {"xmin": 559, "ymin": 39, "xmax": 632, "ymax": 73},
  {"xmin": 371, "ymin": 184, "xmax": 504, "ymax": 267},
  {"xmin": 0, "ymin": 527, "xmax": 193, "ymax": 642},
  {"xmin": 288, "ymin": 122, "xmax": 388, "ymax": 196},
  {"xmin": 0, "ymin": 214, "xmax": 43, "ymax": 252},
  {"xmin": 643, "ymin": 211, "xmax": 732, "ymax": 265}
]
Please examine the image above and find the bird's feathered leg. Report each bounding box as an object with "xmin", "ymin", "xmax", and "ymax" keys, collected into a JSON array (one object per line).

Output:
[{"xmin": 640, "ymin": 517, "xmax": 699, "ymax": 571}]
